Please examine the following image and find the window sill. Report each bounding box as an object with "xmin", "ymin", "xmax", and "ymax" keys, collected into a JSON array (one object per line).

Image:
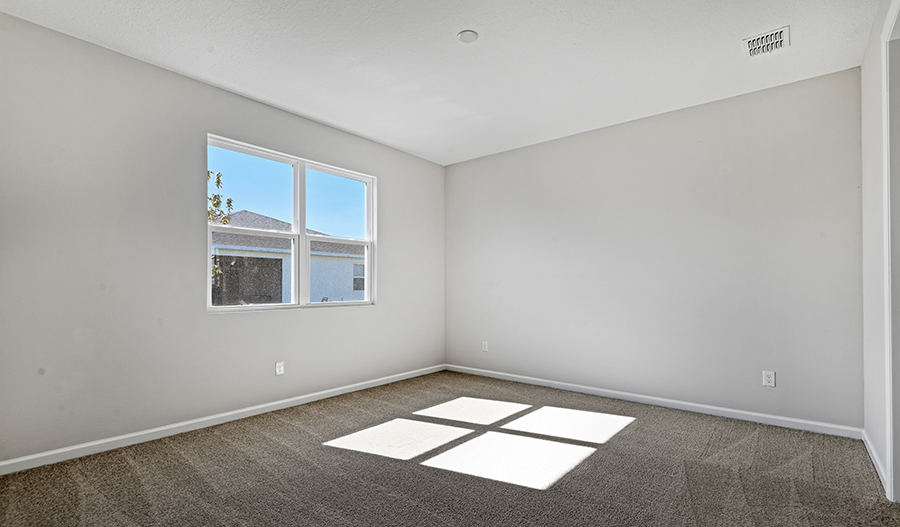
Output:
[{"xmin": 207, "ymin": 300, "xmax": 374, "ymax": 313}]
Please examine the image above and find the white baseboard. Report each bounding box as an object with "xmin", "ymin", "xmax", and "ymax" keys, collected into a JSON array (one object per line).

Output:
[
  {"xmin": 0, "ymin": 363, "xmax": 875, "ymax": 481},
  {"xmin": 0, "ymin": 364, "xmax": 446, "ymax": 477},
  {"xmin": 862, "ymin": 428, "xmax": 892, "ymax": 500},
  {"xmin": 446, "ymin": 365, "xmax": 864, "ymax": 440}
]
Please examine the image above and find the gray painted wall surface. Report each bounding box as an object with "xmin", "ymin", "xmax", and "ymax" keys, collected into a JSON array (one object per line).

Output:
[
  {"xmin": 891, "ymin": 37, "xmax": 900, "ymax": 501},
  {"xmin": 862, "ymin": 0, "xmax": 893, "ymax": 496},
  {"xmin": 446, "ymin": 69, "xmax": 863, "ymax": 426},
  {"xmin": 0, "ymin": 14, "xmax": 445, "ymax": 461}
]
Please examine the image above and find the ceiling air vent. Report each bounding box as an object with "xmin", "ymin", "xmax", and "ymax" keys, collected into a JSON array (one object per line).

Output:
[{"xmin": 744, "ymin": 26, "xmax": 790, "ymax": 57}]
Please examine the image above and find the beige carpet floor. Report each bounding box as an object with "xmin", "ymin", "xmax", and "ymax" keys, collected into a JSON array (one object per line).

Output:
[{"xmin": 2, "ymin": 371, "xmax": 900, "ymax": 526}]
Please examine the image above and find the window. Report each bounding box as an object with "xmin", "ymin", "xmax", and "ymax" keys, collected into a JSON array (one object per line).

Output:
[
  {"xmin": 353, "ymin": 263, "xmax": 365, "ymax": 291},
  {"xmin": 207, "ymin": 135, "xmax": 375, "ymax": 309}
]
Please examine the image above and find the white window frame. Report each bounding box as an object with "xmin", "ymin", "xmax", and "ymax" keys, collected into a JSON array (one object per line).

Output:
[{"xmin": 207, "ymin": 134, "xmax": 376, "ymax": 311}]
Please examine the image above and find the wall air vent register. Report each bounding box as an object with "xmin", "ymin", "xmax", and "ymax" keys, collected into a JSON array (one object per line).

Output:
[{"xmin": 744, "ymin": 26, "xmax": 790, "ymax": 57}]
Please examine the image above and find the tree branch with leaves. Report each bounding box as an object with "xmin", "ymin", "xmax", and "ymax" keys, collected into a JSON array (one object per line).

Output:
[
  {"xmin": 208, "ymin": 170, "xmax": 234, "ymax": 278},
  {"xmin": 208, "ymin": 170, "xmax": 234, "ymax": 225}
]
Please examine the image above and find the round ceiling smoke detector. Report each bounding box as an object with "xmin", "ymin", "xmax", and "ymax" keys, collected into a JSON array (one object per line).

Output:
[{"xmin": 457, "ymin": 30, "xmax": 478, "ymax": 44}]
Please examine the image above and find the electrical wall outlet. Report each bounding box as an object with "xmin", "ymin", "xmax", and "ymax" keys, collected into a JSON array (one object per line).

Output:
[
  {"xmin": 482, "ymin": 341, "xmax": 488, "ymax": 352},
  {"xmin": 275, "ymin": 361, "xmax": 285, "ymax": 376},
  {"xmin": 762, "ymin": 370, "xmax": 775, "ymax": 387}
]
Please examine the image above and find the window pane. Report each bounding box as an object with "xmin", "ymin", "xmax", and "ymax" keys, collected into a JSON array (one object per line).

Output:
[
  {"xmin": 211, "ymin": 232, "xmax": 293, "ymax": 306},
  {"xmin": 309, "ymin": 240, "xmax": 366, "ymax": 303},
  {"xmin": 352, "ymin": 263, "xmax": 365, "ymax": 291},
  {"xmin": 208, "ymin": 145, "xmax": 294, "ymax": 231},
  {"xmin": 306, "ymin": 169, "xmax": 366, "ymax": 239}
]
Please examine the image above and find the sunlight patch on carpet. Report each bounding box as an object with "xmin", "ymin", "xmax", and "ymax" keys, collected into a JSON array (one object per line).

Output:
[
  {"xmin": 413, "ymin": 397, "xmax": 531, "ymax": 425},
  {"xmin": 501, "ymin": 406, "xmax": 635, "ymax": 444},
  {"xmin": 421, "ymin": 431, "xmax": 596, "ymax": 490},
  {"xmin": 323, "ymin": 418, "xmax": 473, "ymax": 460}
]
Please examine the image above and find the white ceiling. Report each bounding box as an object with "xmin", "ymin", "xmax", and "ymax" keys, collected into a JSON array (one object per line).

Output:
[{"xmin": 0, "ymin": 0, "xmax": 878, "ymax": 166}]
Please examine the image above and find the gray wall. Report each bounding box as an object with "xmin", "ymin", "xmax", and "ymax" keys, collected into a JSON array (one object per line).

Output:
[
  {"xmin": 892, "ymin": 36, "xmax": 900, "ymax": 503},
  {"xmin": 861, "ymin": 0, "xmax": 893, "ymax": 497},
  {"xmin": 446, "ymin": 69, "xmax": 863, "ymax": 426},
  {"xmin": 0, "ymin": 14, "xmax": 445, "ymax": 461}
]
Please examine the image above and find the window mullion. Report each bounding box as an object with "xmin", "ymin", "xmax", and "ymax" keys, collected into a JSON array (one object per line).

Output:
[
  {"xmin": 209, "ymin": 224, "xmax": 295, "ymax": 238},
  {"xmin": 297, "ymin": 162, "xmax": 308, "ymax": 305}
]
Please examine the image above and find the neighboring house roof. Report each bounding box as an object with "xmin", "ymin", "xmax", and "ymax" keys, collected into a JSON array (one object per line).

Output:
[
  {"xmin": 228, "ymin": 210, "xmax": 292, "ymax": 231},
  {"xmin": 310, "ymin": 239, "xmax": 364, "ymax": 256},
  {"xmin": 211, "ymin": 210, "xmax": 364, "ymax": 256}
]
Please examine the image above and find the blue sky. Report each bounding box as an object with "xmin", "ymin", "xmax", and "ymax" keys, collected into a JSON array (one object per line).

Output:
[{"xmin": 208, "ymin": 145, "xmax": 366, "ymax": 239}]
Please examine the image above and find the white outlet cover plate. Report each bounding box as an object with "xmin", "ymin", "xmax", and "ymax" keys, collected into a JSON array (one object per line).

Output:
[
  {"xmin": 413, "ymin": 397, "xmax": 531, "ymax": 425},
  {"xmin": 501, "ymin": 406, "xmax": 635, "ymax": 444},
  {"xmin": 323, "ymin": 418, "xmax": 473, "ymax": 460},
  {"xmin": 421, "ymin": 431, "xmax": 596, "ymax": 490}
]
